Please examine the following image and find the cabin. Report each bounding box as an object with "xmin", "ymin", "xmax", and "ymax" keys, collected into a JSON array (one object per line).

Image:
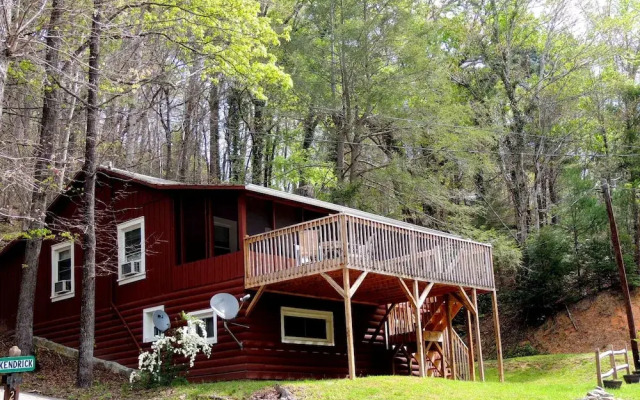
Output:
[{"xmin": 0, "ymin": 167, "xmax": 503, "ymax": 382}]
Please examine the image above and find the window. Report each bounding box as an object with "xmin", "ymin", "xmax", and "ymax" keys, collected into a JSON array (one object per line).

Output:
[
  {"xmin": 280, "ymin": 307, "xmax": 334, "ymax": 346},
  {"xmin": 174, "ymin": 194, "xmax": 239, "ymax": 264},
  {"xmin": 143, "ymin": 305, "xmax": 165, "ymax": 343},
  {"xmin": 117, "ymin": 217, "xmax": 145, "ymax": 285},
  {"xmin": 180, "ymin": 196, "xmax": 207, "ymax": 263},
  {"xmin": 51, "ymin": 242, "xmax": 75, "ymax": 302},
  {"xmin": 213, "ymin": 217, "xmax": 237, "ymax": 256},
  {"xmin": 187, "ymin": 309, "xmax": 218, "ymax": 344}
]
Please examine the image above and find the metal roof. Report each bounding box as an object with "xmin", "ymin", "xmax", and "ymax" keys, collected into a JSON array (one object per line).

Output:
[{"xmin": 101, "ymin": 167, "xmax": 480, "ymax": 243}]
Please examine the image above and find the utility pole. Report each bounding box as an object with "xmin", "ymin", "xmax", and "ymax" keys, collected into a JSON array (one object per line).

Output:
[{"xmin": 602, "ymin": 179, "xmax": 640, "ymax": 370}]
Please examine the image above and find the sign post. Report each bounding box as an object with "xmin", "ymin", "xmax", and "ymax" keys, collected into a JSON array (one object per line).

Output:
[{"xmin": 1, "ymin": 346, "xmax": 35, "ymax": 400}]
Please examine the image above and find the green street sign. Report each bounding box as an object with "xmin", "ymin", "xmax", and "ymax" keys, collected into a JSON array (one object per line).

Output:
[{"xmin": 0, "ymin": 356, "xmax": 36, "ymax": 374}]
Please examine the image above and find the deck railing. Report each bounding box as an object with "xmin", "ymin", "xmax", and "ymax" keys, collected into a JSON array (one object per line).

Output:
[
  {"xmin": 387, "ymin": 299, "xmax": 441, "ymax": 338},
  {"xmin": 443, "ymin": 328, "xmax": 471, "ymax": 381},
  {"xmin": 245, "ymin": 213, "xmax": 494, "ymax": 289}
]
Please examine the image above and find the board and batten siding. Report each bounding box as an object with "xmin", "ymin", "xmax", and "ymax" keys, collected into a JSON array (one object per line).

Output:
[{"xmin": 0, "ymin": 176, "xmax": 392, "ymax": 381}]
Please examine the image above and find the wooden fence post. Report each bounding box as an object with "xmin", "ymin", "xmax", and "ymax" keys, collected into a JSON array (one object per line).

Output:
[
  {"xmin": 610, "ymin": 345, "xmax": 618, "ymax": 380},
  {"xmin": 596, "ymin": 348, "xmax": 602, "ymax": 387},
  {"xmin": 624, "ymin": 345, "xmax": 631, "ymax": 375},
  {"xmin": 3, "ymin": 346, "xmax": 22, "ymax": 400}
]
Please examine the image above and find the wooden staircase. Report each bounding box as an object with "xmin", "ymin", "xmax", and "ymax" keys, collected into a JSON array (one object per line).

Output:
[{"xmin": 388, "ymin": 296, "xmax": 471, "ymax": 380}]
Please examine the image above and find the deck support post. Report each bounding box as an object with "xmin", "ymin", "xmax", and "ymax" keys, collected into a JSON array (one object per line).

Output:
[
  {"xmin": 413, "ymin": 280, "xmax": 426, "ymax": 377},
  {"xmin": 472, "ymin": 289, "xmax": 485, "ymax": 381},
  {"xmin": 446, "ymin": 295, "xmax": 456, "ymax": 380},
  {"xmin": 343, "ymin": 269, "xmax": 356, "ymax": 380},
  {"xmin": 491, "ymin": 290, "xmax": 504, "ymax": 382},
  {"xmin": 466, "ymin": 309, "xmax": 476, "ymax": 381}
]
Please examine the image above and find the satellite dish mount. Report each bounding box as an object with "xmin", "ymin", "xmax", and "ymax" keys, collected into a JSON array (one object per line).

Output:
[{"xmin": 210, "ymin": 293, "xmax": 250, "ymax": 349}]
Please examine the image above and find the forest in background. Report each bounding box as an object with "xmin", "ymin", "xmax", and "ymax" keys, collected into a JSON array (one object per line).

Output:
[{"xmin": 2, "ymin": 0, "xmax": 640, "ymax": 365}]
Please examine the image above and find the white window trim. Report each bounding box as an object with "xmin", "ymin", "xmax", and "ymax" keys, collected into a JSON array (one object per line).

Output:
[
  {"xmin": 187, "ymin": 309, "xmax": 218, "ymax": 344},
  {"xmin": 213, "ymin": 217, "xmax": 238, "ymax": 253},
  {"xmin": 50, "ymin": 241, "xmax": 75, "ymax": 302},
  {"xmin": 117, "ymin": 216, "xmax": 146, "ymax": 285},
  {"xmin": 143, "ymin": 305, "xmax": 164, "ymax": 343},
  {"xmin": 280, "ymin": 306, "xmax": 334, "ymax": 346}
]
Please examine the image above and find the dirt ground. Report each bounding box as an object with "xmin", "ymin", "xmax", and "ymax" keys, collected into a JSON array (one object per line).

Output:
[
  {"xmin": 0, "ymin": 333, "xmax": 148, "ymax": 399},
  {"xmin": 527, "ymin": 289, "xmax": 640, "ymax": 354}
]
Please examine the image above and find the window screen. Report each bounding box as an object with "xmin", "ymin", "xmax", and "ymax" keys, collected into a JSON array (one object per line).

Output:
[
  {"xmin": 214, "ymin": 225, "xmax": 231, "ymax": 255},
  {"xmin": 283, "ymin": 315, "xmax": 327, "ymax": 340},
  {"xmin": 198, "ymin": 316, "xmax": 215, "ymax": 339},
  {"xmin": 57, "ymin": 249, "xmax": 72, "ymax": 281},
  {"xmin": 124, "ymin": 228, "xmax": 142, "ymax": 261}
]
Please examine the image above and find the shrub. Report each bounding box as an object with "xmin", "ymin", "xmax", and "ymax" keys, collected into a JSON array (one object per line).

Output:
[
  {"xmin": 505, "ymin": 342, "xmax": 540, "ymax": 359},
  {"xmin": 130, "ymin": 313, "xmax": 212, "ymax": 388}
]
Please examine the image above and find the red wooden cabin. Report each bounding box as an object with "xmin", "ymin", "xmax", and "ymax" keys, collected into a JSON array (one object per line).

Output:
[{"xmin": 0, "ymin": 167, "xmax": 503, "ymax": 381}]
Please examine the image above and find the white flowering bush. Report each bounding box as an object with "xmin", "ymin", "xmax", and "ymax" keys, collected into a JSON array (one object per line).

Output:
[{"xmin": 130, "ymin": 312, "xmax": 212, "ymax": 387}]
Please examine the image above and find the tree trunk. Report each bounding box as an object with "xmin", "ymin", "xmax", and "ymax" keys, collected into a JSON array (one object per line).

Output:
[
  {"xmin": 227, "ymin": 87, "xmax": 243, "ymax": 182},
  {"xmin": 178, "ymin": 60, "xmax": 202, "ymax": 182},
  {"xmin": 58, "ymin": 73, "xmax": 79, "ymax": 189},
  {"xmin": 263, "ymin": 123, "xmax": 277, "ymax": 186},
  {"xmin": 0, "ymin": 53, "xmax": 9, "ymax": 125},
  {"xmin": 162, "ymin": 87, "xmax": 173, "ymax": 179},
  {"xmin": 15, "ymin": 0, "xmax": 64, "ymax": 355},
  {"xmin": 208, "ymin": 79, "xmax": 220, "ymax": 182},
  {"xmin": 0, "ymin": 0, "xmax": 13, "ymax": 124},
  {"xmin": 335, "ymin": 0, "xmax": 351, "ymax": 187},
  {"xmin": 77, "ymin": 0, "xmax": 102, "ymax": 387},
  {"xmin": 299, "ymin": 110, "xmax": 318, "ymax": 188},
  {"xmin": 251, "ymin": 99, "xmax": 266, "ymax": 185},
  {"xmin": 549, "ymin": 166, "xmax": 559, "ymax": 225},
  {"xmin": 633, "ymin": 187, "xmax": 640, "ymax": 274},
  {"xmin": 533, "ymin": 159, "xmax": 542, "ymax": 232},
  {"xmin": 541, "ymin": 172, "xmax": 549, "ymax": 226}
]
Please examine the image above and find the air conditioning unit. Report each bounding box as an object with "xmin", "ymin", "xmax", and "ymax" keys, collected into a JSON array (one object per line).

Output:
[
  {"xmin": 54, "ymin": 280, "xmax": 72, "ymax": 294},
  {"xmin": 121, "ymin": 260, "xmax": 141, "ymax": 276}
]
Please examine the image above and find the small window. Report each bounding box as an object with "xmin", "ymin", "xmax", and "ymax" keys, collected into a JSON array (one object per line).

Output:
[
  {"xmin": 51, "ymin": 242, "xmax": 75, "ymax": 302},
  {"xmin": 143, "ymin": 305, "xmax": 165, "ymax": 343},
  {"xmin": 187, "ymin": 309, "xmax": 218, "ymax": 344},
  {"xmin": 281, "ymin": 307, "xmax": 334, "ymax": 346},
  {"xmin": 117, "ymin": 217, "xmax": 146, "ymax": 285},
  {"xmin": 213, "ymin": 217, "xmax": 237, "ymax": 256}
]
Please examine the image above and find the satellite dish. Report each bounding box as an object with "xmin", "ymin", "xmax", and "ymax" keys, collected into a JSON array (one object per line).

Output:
[
  {"xmin": 152, "ymin": 310, "xmax": 171, "ymax": 333},
  {"xmin": 210, "ymin": 293, "xmax": 240, "ymax": 320}
]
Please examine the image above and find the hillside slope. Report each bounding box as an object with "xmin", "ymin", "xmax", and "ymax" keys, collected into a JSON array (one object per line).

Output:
[{"xmin": 527, "ymin": 289, "xmax": 640, "ymax": 354}]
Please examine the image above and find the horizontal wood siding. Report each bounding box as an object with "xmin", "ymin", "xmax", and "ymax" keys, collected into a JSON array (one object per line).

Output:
[
  {"xmin": 0, "ymin": 243, "xmax": 23, "ymax": 328},
  {"xmin": 234, "ymin": 293, "xmax": 390, "ymax": 380},
  {"xmin": 0, "ymin": 176, "xmax": 396, "ymax": 381}
]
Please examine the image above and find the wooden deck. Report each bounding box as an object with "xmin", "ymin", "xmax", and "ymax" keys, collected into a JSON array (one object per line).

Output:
[
  {"xmin": 243, "ymin": 212, "xmax": 502, "ymax": 382},
  {"xmin": 244, "ymin": 213, "xmax": 494, "ymax": 290}
]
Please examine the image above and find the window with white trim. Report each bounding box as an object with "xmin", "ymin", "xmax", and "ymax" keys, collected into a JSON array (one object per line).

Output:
[
  {"xmin": 143, "ymin": 305, "xmax": 165, "ymax": 343},
  {"xmin": 117, "ymin": 217, "xmax": 145, "ymax": 285},
  {"xmin": 213, "ymin": 217, "xmax": 237, "ymax": 256},
  {"xmin": 188, "ymin": 309, "xmax": 218, "ymax": 344},
  {"xmin": 51, "ymin": 242, "xmax": 75, "ymax": 302},
  {"xmin": 281, "ymin": 307, "xmax": 334, "ymax": 346}
]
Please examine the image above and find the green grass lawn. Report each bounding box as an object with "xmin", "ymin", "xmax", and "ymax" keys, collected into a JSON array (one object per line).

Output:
[{"xmin": 171, "ymin": 353, "xmax": 640, "ymax": 400}]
